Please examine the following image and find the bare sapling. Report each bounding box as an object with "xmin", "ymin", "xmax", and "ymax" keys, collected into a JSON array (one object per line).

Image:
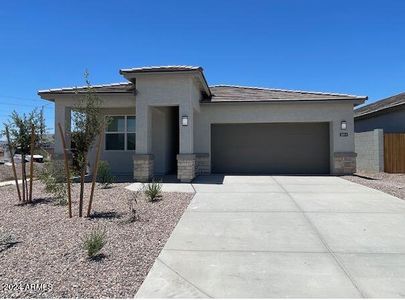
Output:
[
  {"xmin": 29, "ymin": 124, "xmax": 35, "ymax": 202},
  {"xmin": 71, "ymin": 70, "xmax": 106, "ymax": 217},
  {"xmin": 4, "ymin": 125, "xmax": 21, "ymax": 202},
  {"xmin": 58, "ymin": 123, "xmax": 72, "ymax": 218},
  {"xmin": 87, "ymin": 129, "xmax": 104, "ymax": 217}
]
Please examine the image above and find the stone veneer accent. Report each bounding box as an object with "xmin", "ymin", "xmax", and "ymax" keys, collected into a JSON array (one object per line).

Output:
[
  {"xmin": 133, "ymin": 154, "xmax": 154, "ymax": 182},
  {"xmin": 333, "ymin": 152, "xmax": 357, "ymax": 175},
  {"xmin": 195, "ymin": 153, "xmax": 210, "ymax": 175},
  {"xmin": 177, "ymin": 154, "xmax": 196, "ymax": 183}
]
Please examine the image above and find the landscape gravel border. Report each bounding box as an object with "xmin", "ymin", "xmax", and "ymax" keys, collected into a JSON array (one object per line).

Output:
[
  {"xmin": 0, "ymin": 182, "xmax": 194, "ymax": 298},
  {"xmin": 342, "ymin": 172, "xmax": 405, "ymax": 200}
]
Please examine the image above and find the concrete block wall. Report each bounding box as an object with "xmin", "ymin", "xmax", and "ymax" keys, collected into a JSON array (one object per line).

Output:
[{"xmin": 355, "ymin": 129, "xmax": 384, "ymax": 173}]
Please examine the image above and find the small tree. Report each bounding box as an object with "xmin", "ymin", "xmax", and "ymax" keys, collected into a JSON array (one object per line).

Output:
[
  {"xmin": 38, "ymin": 160, "xmax": 68, "ymax": 205},
  {"xmin": 2, "ymin": 108, "xmax": 47, "ymax": 203},
  {"xmin": 70, "ymin": 71, "xmax": 105, "ymax": 217}
]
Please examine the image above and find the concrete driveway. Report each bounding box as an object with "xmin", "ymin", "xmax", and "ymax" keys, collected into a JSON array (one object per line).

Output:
[{"xmin": 135, "ymin": 176, "xmax": 405, "ymax": 298}]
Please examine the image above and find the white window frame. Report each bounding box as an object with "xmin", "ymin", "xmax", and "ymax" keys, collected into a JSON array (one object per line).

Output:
[{"xmin": 105, "ymin": 115, "xmax": 136, "ymax": 152}]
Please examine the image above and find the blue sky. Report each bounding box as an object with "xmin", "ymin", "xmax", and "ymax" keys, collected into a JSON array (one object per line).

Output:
[{"xmin": 0, "ymin": 0, "xmax": 404, "ymax": 135}]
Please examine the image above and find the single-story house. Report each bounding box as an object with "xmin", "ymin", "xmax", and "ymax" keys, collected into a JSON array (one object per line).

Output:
[
  {"xmin": 355, "ymin": 92, "xmax": 405, "ymax": 132},
  {"xmin": 354, "ymin": 92, "xmax": 405, "ymax": 174},
  {"xmin": 38, "ymin": 66, "xmax": 367, "ymax": 182}
]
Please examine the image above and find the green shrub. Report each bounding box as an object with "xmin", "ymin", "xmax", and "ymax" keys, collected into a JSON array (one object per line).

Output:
[
  {"xmin": 97, "ymin": 161, "xmax": 115, "ymax": 189},
  {"xmin": 82, "ymin": 226, "xmax": 107, "ymax": 258},
  {"xmin": 38, "ymin": 160, "xmax": 68, "ymax": 205},
  {"xmin": 0, "ymin": 230, "xmax": 16, "ymax": 252},
  {"xmin": 144, "ymin": 180, "xmax": 162, "ymax": 202},
  {"xmin": 0, "ymin": 230, "xmax": 15, "ymax": 246}
]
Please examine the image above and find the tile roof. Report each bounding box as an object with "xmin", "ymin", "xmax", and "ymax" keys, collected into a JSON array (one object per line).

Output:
[
  {"xmin": 120, "ymin": 65, "xmax": 202, "ymax": 74},
  {"xmin": 37, "ymin": 79, "xmax": 367, "ymax": 107},
  {"xmin": 38, "ymin": 82, "xmax": 133, "ymax": 95},
  {"xmin": 206, "ymin": 85, "xmax": 367, "ymax": 103},
  {"xmin": 354, "ymin": 92, "xmax": 405, "ymax": 118}
]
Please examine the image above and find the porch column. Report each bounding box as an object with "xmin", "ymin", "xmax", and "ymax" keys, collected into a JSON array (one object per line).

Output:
[
  {"xmin": 179, "ymin": 103, "xmax": 194, "ymax": 154},
  {"xmin": 133, "ymin": 103, "xmax": 153, "ymax": 182},
  {"xmin": 177, "ymin": 104, "xmax": 196, "ymax": 182},
  {"xmin": 54, "ymin": 102, "xmax": 71, "ymax": 157},
  {"xmin": 330, "ymin": 119, "xmax": 357, "ymax": 175}
]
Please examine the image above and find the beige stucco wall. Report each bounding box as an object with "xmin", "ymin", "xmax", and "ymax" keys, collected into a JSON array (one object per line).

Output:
[
  {"xmin": 194, "ymin": 101, "xmax": 356, "ymax": 173},
  {"xmin": 134, "ymin": 74, "xmax": 202, "ymax": 155},
  {"xmin": 49, "ymin": 75, "xmax": 358, "ymax": 176},
  {"xmin": 53, "ymin": 93, "xmax": 136, "ymax": 175}
]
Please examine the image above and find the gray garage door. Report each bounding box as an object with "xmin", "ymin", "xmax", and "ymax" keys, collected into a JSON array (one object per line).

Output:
[{"xmin": 211, "ymin": 123, "xmax": 330, "ymax": 174}]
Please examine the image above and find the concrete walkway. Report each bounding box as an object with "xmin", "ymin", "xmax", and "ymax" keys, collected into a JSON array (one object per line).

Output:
[
  {"xmin": 134, "ymin": 176, "xmax": 405, "ymax": 298},
  {"xmin": 0, "ymin": 179, "xmax": 31, "ymax": 187}
]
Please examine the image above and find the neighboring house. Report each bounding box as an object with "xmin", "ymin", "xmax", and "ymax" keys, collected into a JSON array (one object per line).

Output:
[
  {"xmin": 0, "ymin": 141, "xmax": 10, "ymax": 161},
  {"xmin": 38, "ymin": 66, "xmax": 367, "ymax": 182},
  {"xmin": 354, "ymin": 92, "xmax": 405, "ymax": 174},
  {"xmin": 354, "ymin": 92, "xmax": 405, "ymax": 132},
  {"xmin": 40, "ymin": 133, "xmax": 55, "ymax": 157}
]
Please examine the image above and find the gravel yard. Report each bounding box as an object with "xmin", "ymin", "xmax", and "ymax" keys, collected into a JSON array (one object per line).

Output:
[
  {"xmin": 0, "ymin": 182, "xmax": 193, "ymax": 298},
  {"xmin": 343, "ymin": 172, "xmax": 405, "ymax": 200},
  {"xmin": 0, "ymin": 163, "xmax": 20, "ymax": 182},
  {"xmin": 0, "ymin": 163, "xmax": 43, "ymax": 182}
]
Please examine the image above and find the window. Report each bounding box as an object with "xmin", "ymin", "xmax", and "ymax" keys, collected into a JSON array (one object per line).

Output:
[
  {"xmin": 105, "ymin": 116, "xmax": 136, "ymax": 151},
  {"xmin": 126, "ymin": 116, "xmax": 136, "ymax": 150}
]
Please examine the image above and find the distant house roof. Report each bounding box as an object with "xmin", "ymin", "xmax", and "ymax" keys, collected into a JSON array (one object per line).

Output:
[
  {"xmin": 38, "ymin": 82, "xmax": 133, "ymax": 97},
  {"xmin": 119, "ymin": 65, "xmax": 202, "ymax": 75},
  {"xmin": 354, "ymin": 92, "xmax": 405, "ymax": 119},
  {"xmin": 206, "ymin": 85, "xmax": 367, "ymax": 104}
]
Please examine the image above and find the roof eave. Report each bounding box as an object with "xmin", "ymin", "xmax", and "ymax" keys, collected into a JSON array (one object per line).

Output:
[
  {"xmin": 196, "ymin": 71, "xmax": 212, "ymax": 97},
  {"xmin": 37, "ymin": 91, "xmax": 56, "ymax": 101},
  {"xmin": 119, "ymin": 67, "xmax": 203, "ymax": 75},
  {"xmin": 37, "ymin": 90, "xmax": 133, "ymax": 102},
  {"xmin": 203, "ymin": 97, "xmax": 367, "ymax": 104},
  {"xmin": 353, "ymin": 96, "xmax": 368, "ymax": 106}
]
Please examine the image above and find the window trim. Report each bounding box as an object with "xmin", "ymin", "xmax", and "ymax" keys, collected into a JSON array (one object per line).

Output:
[{"xmin": 104, "ymin": 115, "xmax": 136, "ymax": 152}]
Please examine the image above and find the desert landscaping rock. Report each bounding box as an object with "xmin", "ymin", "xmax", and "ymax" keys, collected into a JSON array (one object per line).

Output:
[
  {"xmin": 0, "ymin": 182, "xmax": 193, "ymax": 298},
  {"xmin": 343, "ymin": 173, "xmax": 405, "ymax": 200}
]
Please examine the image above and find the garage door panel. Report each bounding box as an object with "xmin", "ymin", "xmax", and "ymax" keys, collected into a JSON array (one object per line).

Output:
[{"xmin": 211, "ymin": 123, "xmax": 330, "ymax": 174}]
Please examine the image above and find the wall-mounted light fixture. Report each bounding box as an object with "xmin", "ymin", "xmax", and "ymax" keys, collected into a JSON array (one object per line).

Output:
[
  {"xmin": 341, "ymin": 120, "xmax": 347, "ymax": 130},
  {"xmin": 182, "ymin": 115, "xmax": 189, "ymax": 126}
]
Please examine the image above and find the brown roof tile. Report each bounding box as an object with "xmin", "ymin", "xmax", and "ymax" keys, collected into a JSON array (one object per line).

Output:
[
  {"xmin": 38, "ymin": 82, "xmax": 133, "ymax": 95},
  {"xmin": 206, "ymin": 85, "xmax": 366, "ymax": 103},
  {"xmin": 354, "ymin": 92, "xmax": 405, "ymax": 118}
]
